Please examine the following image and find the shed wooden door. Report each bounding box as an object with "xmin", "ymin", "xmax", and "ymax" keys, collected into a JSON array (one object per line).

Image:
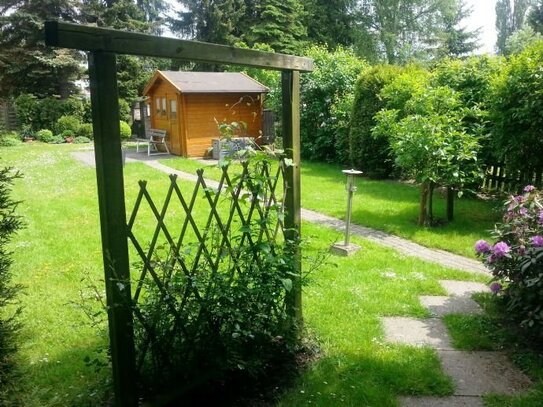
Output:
[{"xmin": 167, "ymin": 96, "xmax": 181, "ymax": 155}]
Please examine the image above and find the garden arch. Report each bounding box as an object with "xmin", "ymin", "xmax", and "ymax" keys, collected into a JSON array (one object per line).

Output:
[{"xmin": 44, "ymin": 21, "xmax": 313, "ymax": 407}]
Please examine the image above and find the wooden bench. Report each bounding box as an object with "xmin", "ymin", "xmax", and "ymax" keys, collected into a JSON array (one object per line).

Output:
[{"xmin": 136, "ymin": 129, "xmax": 170, "ymax": 156}]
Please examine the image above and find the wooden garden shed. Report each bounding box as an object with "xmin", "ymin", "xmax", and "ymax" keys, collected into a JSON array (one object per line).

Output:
[{"xmin": 143, "ymin": 71, "xmax": 269, "ymax": 157}]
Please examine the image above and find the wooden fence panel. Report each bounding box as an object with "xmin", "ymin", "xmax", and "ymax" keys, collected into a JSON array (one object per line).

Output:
[
  {"xmin": 483, "ymin": 163, "xmax": 543, "ymax": 193},
  {"xmin": 0, "ymin": 100, "xmax": 18, "ymax": 130}
]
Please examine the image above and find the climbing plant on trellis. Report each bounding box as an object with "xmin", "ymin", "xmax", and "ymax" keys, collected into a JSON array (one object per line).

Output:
[
  {"xmin": 45, "ymin": 21, "xmax": 312, "ymax": 406},
  {"xmin": 126, "ymin": 158, "xmax": 295, "ymax": 391}
]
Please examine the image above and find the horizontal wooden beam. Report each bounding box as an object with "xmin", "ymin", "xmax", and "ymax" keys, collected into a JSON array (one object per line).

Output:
[{"xmin": 44, "ymin": 21, "xmax": 314, "ymax": 72}]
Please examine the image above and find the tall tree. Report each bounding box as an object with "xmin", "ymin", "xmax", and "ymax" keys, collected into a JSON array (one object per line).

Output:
[
  {"xmin": 356, "ymin": 0, "xmax": 466, "ymax": 64},
  {"xmin": 171, "ymin": 0, "xmax": 246, "ymax": 45},
  {"xmin": 243, "ymin": 0, "xmax": 307, "ymax": 54},
  {"xmin": 80, "ymin": 0, "xmax": 168, "ymax": 100},
  {"xmin": 496, "ymin": 0, "xmax": 534, "ymax": 54},
  {"xmin": 435, "ymin": 0, "xmax": 480, "ymax": 58},
  {"xmin": 528, "ymin": 0, "xmax": 543, "ymax": 33},
  {"xmin": 303, "ymin": 0, "xmax": 357, "ymax": 49},
  {"xmin": 0, "ymin": 0, "xmax": 83, "ymax": 98}
]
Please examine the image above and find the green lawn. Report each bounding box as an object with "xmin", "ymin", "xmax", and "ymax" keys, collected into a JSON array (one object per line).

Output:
[
  {"xmin": 2, "ymin": 143, "xmax": 538, "ymax": 406},
  {"xmin": 159, "ymin": 157, "xmax": 500, "ymax": 258}
]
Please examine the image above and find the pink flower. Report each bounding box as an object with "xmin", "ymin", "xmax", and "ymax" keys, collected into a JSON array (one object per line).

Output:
[
  {"xmin": 475, "ymin": 239, "xmax": 491, "ymax": 254},
  {"xmin": 524, "ymin": 185, "xmax": 536, "ymax": 193},
  {"xmin": 538, "ymin": 211, "xmax": 543, "ymax": 224},
  {"xmin": 492, "ymin": 241, "xmax": 510, "ymax": 258},
  {"xmin": 531, "ymin": 235, "xmax": 543, "ymax": 247},
  {"xmin": 489, "ymin": 282, "xmax": 502, "ymax": 294},
  {"xmin": 519, "ymin": 207, "xmax": 528, "ymax": 217}
]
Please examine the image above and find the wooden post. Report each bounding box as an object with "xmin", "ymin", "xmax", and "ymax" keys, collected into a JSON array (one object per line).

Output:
[
  {"xmin": 282, "ymin": 70, "xmax": 302, "ymax": 332},
  {"xmin": 88, "ymin": 51, "xmax": 137, "ymax": 407}
]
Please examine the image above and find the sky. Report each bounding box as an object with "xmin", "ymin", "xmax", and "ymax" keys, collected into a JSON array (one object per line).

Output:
[{"xmin": 465, "ymin": 0, "xmax": 497, "ymax": 54}]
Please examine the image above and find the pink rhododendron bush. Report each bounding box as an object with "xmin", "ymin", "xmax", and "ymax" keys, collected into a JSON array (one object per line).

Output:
[{"xmin": 476, "ymin": 185, "xmax": 543, "ymax": 337}]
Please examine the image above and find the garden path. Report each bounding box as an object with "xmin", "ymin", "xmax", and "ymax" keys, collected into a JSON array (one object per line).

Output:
[
  {"xmin": 383, "ymin": 280, "xmax": 532, "ymax": 406},
  {"xmin": 141, "ymin": 158, "xmax": 489, "ymax": 275},
  {"xmin": 73, "ymin": 150, "xmax": 488, "ymax": 273}
]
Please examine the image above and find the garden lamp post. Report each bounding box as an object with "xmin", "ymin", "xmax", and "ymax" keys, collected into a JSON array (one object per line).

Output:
[{"xmin": 331, "ymin": 169, "xmax": 363, "ymax": 256}]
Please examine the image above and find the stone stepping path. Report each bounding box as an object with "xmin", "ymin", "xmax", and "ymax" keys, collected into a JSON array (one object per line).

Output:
[
  {"xmin": 381, "ymin": 280, "xmax": 532, "ymax": 406},
  {"xmin": 383, "ymin": 317, "xmax": 453, "ymax": 350}
]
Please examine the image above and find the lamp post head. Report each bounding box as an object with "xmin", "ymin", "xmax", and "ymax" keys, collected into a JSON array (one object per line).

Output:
[{"xmin": 342, "ymin": 169, "xmax": 363, "ymax": 176}]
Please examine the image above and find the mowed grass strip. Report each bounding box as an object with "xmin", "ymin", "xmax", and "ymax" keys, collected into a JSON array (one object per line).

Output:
[
  {"xmin": 159, "ymin": 157, "xmax": 500, "ymax": 258},
  {"xmin": 4, "ymin": 144, "xmax": 491, "ymax": 406},
  {"xmin": 276, "ymin": 221, "xmax": 487, "ymax": 406}
]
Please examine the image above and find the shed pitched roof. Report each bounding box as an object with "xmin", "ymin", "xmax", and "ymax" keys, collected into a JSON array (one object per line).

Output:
[{"xmin": 145, "ymin": 71, "xmax": 269, "ymax": 95}]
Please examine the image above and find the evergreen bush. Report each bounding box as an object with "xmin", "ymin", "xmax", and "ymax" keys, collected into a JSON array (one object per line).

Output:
[
  {"xmin": 349, "ymin": 65, "xmax": 404, "ymax": 178},
  {"xmin": 490, "ymin": 41, "xmax": 543, "ymax": 178},
  {"xmin": 0, "ymin": 132, "xmax": 21, "ymax": 147},
  {"xmin": 299, "ymin": 46, "xmax": 367, "ymax": 163},
  {"xmin": 119, "ymin": 120, "xmax": 132, "ymax": 139},
  {"xmin": 78, "ymin": 123, "xmax": 94, "ymax": 140},
  {"xmin": 73, "ymin": 136, "xmax": 91, "ymax": 144},
  {"xmin": 35, "ymin": 129, "xmax": 55, "ymax": 143},
  {"xmin": 55, "ymin": 115, "xmax": 81, "ymax": 135},
  {"xmin": 0, "ymin": 167, "xmax": 23, "ymax": 403},
  {"xmin": 15, "ymin": 95, "xmax": 86, "ymax": 132}
]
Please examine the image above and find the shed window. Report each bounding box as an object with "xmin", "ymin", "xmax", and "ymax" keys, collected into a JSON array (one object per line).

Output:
[
  {"xmin": 161, "ymin": 98, "xmax": 167, "ymax": 116},
  {"xmin": 170, "ymin": 100, "xmax": 177, "ymax": 119},
  {"xmin": 155, "ymin": 98, "xmax": 160, "ymax": 115}
]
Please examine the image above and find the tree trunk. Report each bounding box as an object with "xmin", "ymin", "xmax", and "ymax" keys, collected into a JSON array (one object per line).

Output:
[
  {"xmin": 427, "ymin": 181, "xmax": 435, "ymax": 225},
  {"xmin": 446, "ymin": 187, "xmax": 454, "ymax": 222},
  {"xmin": 418, "ymin": 182, "xmax": 429, "ymax": 226}
]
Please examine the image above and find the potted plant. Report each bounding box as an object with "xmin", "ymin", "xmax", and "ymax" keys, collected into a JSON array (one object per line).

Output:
[{"xmin": 61, "ymin": 130, "xmax": 75, "ymax": 143}]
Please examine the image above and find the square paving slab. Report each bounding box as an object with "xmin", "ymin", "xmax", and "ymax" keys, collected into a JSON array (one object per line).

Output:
[
  {"xmin": 420, "ymin": 296, "xmax": 483, "ymax": 317},
  {"xmin": 382, "ymin": 317, "xmax": 453, "ymax": 350},
  {"xmin": 399, "ymin": 396, "xmax": 483, "ymax": 407},
  {"xmin": 438, "ymin": 350, "xmax": 532, "ymax": 396},
  {"xmin": 439, "ymin": 280, "xmax": 489, "ymax": 297}
]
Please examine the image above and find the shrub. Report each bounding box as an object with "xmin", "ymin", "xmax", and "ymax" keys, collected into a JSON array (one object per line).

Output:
[
  {"xmin": 78, "ymin": 123, "xmax": 94, "ymax": 139},
  {"xmin": 0, "ymin": 167, "xmax": 23, "ymax": 403},
  {"xmin": 119, "ymin": 120, "xmax": 132, "ymax": 139},
  {"xmin": 35, "ymin": 129, "xmax": 54, "ymax": 143},
  {"xmin": 433, "ymin": 56, "xmax": 504, "ymax": 166},
  {"xmin": 55, "ymin": 115, "xmax": 81, "ymax": 135},
  {"xmin": 490, "ymin": 41, "xmax": 543, "ymax": 177},
  {"xmin": 131, "ymin": 153, "xmax": 305, "ymax": 398},
  {"xmin": 60, "ymin": 129, "xmax": 76, "ymax": 140},
  {"xmin": 14, "ymin": 94, "xmax": 87, "ymax": 132},
  {"xmin": 0, "ymin": 132, "xmax": 21, "ymax": 147},
  {"xmin": 373, "ymin": 86, "xmax": 482, "ymax": 225},
  {"xmin": 14, "ymin": 94, "xmax": 39, "ymax": 130},
  {"xmin": 49, "ymin": 136, "xmax": 65, "ymax": 144},
  {"xmin": 476, "ymin": 186, "xmax": 543, "ymax": 338},
  {"xmin": 299, "ymin": 46, "xmax": 367, "ymax": 163},
  {"xmin": 118, "ymin": 99, "xmax": 132, "ymax": 123},
  {"xmin": 73, "ymin": 136, "xmax": 91, "ymax": 144},
  {"xmin": 0, "ymin": 137, "xmax": 20, "ymax": 148},
  {"xmin": 349, "ymin": 65, "xmax": 405, "ymax": 178}
]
